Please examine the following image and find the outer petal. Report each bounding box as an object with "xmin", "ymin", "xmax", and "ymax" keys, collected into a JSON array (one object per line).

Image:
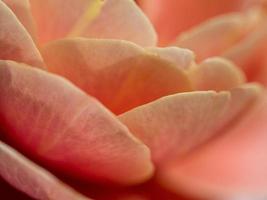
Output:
[
  {"xmin": 119, "ymin": 91, "xmax": 230, "ymax": 164},
  {"xmin": 175, "ymin": 10, "xmax": 260, "ymax": 60},
  {"xmin": 0, "ymin": 141, "xmax": 90, "ymax": 200},
  {"xmin": 2, "ymin": 0, "xmax": 37, "ymax": 40},
  {"xmin": 0, "ymin": 60, "xmax": 153, "ymax": 185},
  {"xmin": 74, "ymin": 0, "xmax": 157, "ymax": 47},
  {"xmin": 146, "ymin": 47, "xmax": 195, "ymax": 69},
  {"xmin": 188, "ymin": 57, "xmax": 246, "ymax": 91},
  {"xmin": 158, "ymin": 90, "xmax": 267, "ymax": 199},
  {"xmin": 138, "ymin": 0, "xmax": 260, "ymax": 45},
  {"xmin": 41, "ymin": 39, "xmax": 191, "ymax": 114},
  {"xmin": 0, "ymin": 1, "xmax": 44, "ymax": 68}
]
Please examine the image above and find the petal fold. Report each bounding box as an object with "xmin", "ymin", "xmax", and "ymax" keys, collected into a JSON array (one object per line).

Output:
[
  {"xmin": 119, "ymin": 91, "xmax": 230, "ymax": 164},
  {"xmin": 0, "ymin": 60, "xmax": 153, "ymax": 185},
  {"xmin": 41, "ymin": 39, "xmax": 191, "ymax": 114}
]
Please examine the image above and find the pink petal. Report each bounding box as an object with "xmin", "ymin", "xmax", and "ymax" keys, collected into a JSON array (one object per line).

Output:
[
  {"xmin": 0, "ymin": 1, "xmax": 44, "ymax": 68},
  {"xmin": 41, "ymin": 39, "xmax": 191, "ymax": 114},
  {"xmin": 189, "ymin": 57, "xmax": 246, "ymax": 91},
  {"xmin": 138, "ymin": 0, "xmax": 260, "ymax": 45},
  {"xmin": 0, "ymin": 60, "xmax": 153, "ymax": 185},
  {"xmin": 146, "ymin": 47, "xmax": 195, "ymax": 69},
  {"xmin": 75, "ymin": 0, "xmax": 157, "ymax": 47},
  {"xmin": 119, "ymin": 91, "xmax": 229, "ymax": 164},
  {"xmin": 158, "ymin": 90, "xmax": 267, "ymax": 199},
  {"xmin": 3, "ymin": 0, "xmax": 37, "ymax": 41},
  {"xmin": 29, "ymin": 0, "xmax": 91, "ymax": 44},
  {"xmin": 175, "ymin": 9, "xmax": 260, "ymax": 60},
  {"xmin": 0, "ymin": 141, "xmax": 90, "ymax": 200}
]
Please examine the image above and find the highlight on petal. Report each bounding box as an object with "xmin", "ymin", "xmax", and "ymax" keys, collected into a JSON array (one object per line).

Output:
[
  {"xmin": 175, "ymin": 9, "xmax": 260, "ymax": 61},
  {"xmin": 0, "ymin": 1, "xmax": 44, "ymax": 68},
  {"xmin": 119, "ymin": 91, "xmax": 230, "ymax": 164},
  {"xmin": 0, "ymin": 60, "xmax": 153, "ymax": 185},
  {"xmin": 158, "ymin": 91, "xmax": 267, "ymax": 199},
  {"xmin": 0, "ymin": 141, "xmax": 90, "ymax": 200},
  {"xmin": 146, "ymin": 47, "xmax": 195, "ymax": 69},
  {"xmin": 41, "ymin": 38, "xmax": 191, "ymax": 114},
  {"xmin": 138, "ymin": 0, "xmax": 261, "ymax": 45},
  {"xmin": 3, "ymin": 0, "xmax": 37, "ymax": 40},
  {"xmin": 72, "ymin": 0, "xmax": 157, "ymax": 46},
  {"xmin": 188, "ymin": 57, "xmax": 246, "ymax": 91}
]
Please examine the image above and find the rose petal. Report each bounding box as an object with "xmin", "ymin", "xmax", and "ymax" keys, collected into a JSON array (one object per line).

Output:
[
  {"xmin": 175, "ymin": 9, "xmax": 260, "ymax": 61},
  {"xmin": 0, "ymin": 141, "xmax": 90, "ymax": 200},
  {"xmin": 119, "ymin": 91, "xmax": 230, "ymax": 164},
  {"xmin": 222, "ymin": 20, "xmax": 267, "ymax": 79},
  {"xmin": 138, "ymin": 0, "xmax": 260, "ymax": 45},
  {"xmin": 146, "ymin": 47, "xmax": 195, "ymax": 69},
  {"xmin": 72, "ymin": 0, "xmax": 157, "ymax": 47},
  {"xmin": 3, "ymin": 0, "xmax": 37, "ymax": 41},
  {"xmin": 0, "ymin": 1, "xmax": 44, "ymax": 68},
  {"xmin": 158, "ymin": 91, "xmax": 267, "ymax": 199},
  {"xmin": 0, "ymin": 60, "xmax": 153, "ymax": 185},
  {"xmin": 29, "ymin": 0, "xmax": 93, "ymax": 44},
  {"xmin": 188, "ymin": 57, "xmax": 246, "ymax": 91},
  {"xmin": 41, "ymin": 38, "xmax": 191, "ymax": 114}
]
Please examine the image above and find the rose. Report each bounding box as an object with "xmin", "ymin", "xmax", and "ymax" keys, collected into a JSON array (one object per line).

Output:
[{"xmin": 0, "ymin": 0, "xmax": 267, "ymax": 200}]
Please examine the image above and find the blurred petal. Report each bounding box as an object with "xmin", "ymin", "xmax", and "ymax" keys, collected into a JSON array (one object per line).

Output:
[
  {"xmin": 188, "ymin": 57, "xmax": 246, "ymax": 91},
  {"xmin": 30, "ymin": 0, "xmax": 157, "ymax": 46},
  {"xmin": 0, "ymin": 1, "xmax": 44, "ymax": 68},
  {"xmin": 175, "ymin": 9, "xmax": 260, "ymax": 60},
  {"xmin": 0, "ymin": 60, "xmax": 153, "ymax": 185},
  {"xmin": 138, "ymin": 0, "xmax": 260, "ymax": 45},
  {"xmin": 158, "ymin": 91, "xmax": 267, "ymax": 199},
  {"xmin": 0, "ymin": 141, "xmax": 90, "ymax": 200},
  {"xmin": 146, "ymin": 47, "xmax": 195, "ymax": 69},
  {"xmin": 3, "ymin": 0, "xmax": 37, "ymax": 40},
  {"xmin": 41, "ymin": 39, "xmax": 191, "ymax": 114},
  {"xmin": 29, "ymin": 0, "xmax": 91, "ymax": 44},
  {"xmin": 119, "ymin": 91, "xmax": 229, "ymax": 164},
  {"xmin": 73, "ymin": 0, "xmax": 157, "ymax": 46}
]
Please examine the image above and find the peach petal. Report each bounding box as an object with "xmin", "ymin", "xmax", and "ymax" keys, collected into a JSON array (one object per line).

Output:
[
  {"xmin": 3, "ymin": 0, "xmax": 37, "ymax": 41},
  {"xmin": 146, "ymin": 47, "xmax": 195, "ymax": 69},
  {"xmin": 29, "ymin": 0, "xmax": 92, "ymax": 44},
  {"xmin": 0, "ymin": 1, "xmax": 44, "ymax": 68},
  {"xmin": 75, "ymin": 0, "xmax": 157, "ymax": 47},
  {"xmin": 41, "ymin": 39, "xmax": 191, "ymax": 114},
  {"xmin": 138, "ymin": 0, "xmax": 261, "ymax": 45},
  {"xmin": 222, "ymin": 21, "xmax": 267, "ymax": 78},
  {"xmin": 0, "ymin": 60, "xmax": 153, "ymax": 185},
  {"xmin": 119, "ymin": 91, "xmax": 230, "ymax": 164},
  {"xmin": 0, "ymin": 141, "xmax": 90, "ymax": 200},
  {"xmin": 188, "ymin": 57, "xmax": 246, "ymax": 91},
  {"xmin": 158, "ymin": 91, "xmax": 267, "ymax": 199},
  {"xmin": 175, "ymin": 10, "xmax": 259, "ymax": 61}
]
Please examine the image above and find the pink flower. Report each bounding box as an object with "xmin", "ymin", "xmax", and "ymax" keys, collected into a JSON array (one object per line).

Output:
[{"xmin": 0, "ymin": 0, "xmax": 267, "ymax": 199}]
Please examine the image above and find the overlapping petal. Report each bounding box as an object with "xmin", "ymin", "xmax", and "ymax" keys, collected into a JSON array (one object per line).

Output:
[
  {"xmin": 0, "ymin": 60, "xmax": 153, "ymax": 185},
  {"xmin": 30, "ymin": 0, "xmax": 157, "ymax": 46},
  {"xmin": 0, "ymin": 1, "xmax": 44, "ymax": 68},
  {"xmin": 41, "ymin": 38, "xmax": 191, "ymax": 114},
  {"xmin": 0, "ymin": 141, "xmax": 90, "ymax": 200},
  {"xmin": 138, "ymin": 0, "xmax": 260, "ymax": 45},
  {"xmin": 119, "ymin": 91, "xmax": 229, "ymax": 164},
  {"xmin": 158, "ymin": 90, "xmax": 267, "ymax": 199},
  {"xmin": 188, "ymin": 57, "xmax": 246, "ymax": 91}
]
